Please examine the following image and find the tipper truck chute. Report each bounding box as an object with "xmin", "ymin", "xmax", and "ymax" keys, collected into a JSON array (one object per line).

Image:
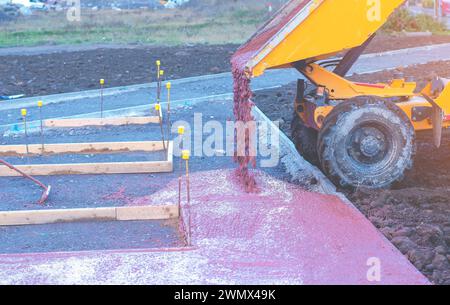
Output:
[{"xmin": 233, "ymin": 0, "xmax": 450, "ymax": 188}]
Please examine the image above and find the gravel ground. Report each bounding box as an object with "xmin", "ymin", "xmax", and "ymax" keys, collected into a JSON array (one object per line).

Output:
[
  {"xmin": 0, "ymin": 98, "xmax": 294, "ymax": 256},
  {"xmin": 0, "ymin": 219, "xmax": 182, "ymax": 254},
  {"xmin": 254, "ymin": 60, "xmax": 450, "ymax": 285}
]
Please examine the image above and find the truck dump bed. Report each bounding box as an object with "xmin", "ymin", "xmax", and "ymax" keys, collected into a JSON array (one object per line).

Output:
[{"xmin": 233, "ymin": 0, "xmax": 405, "ymax": 77}]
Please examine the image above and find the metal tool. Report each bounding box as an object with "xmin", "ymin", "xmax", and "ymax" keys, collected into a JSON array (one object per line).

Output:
[{"xmin": 0, "ymin": 159, "xmax": 51, "ymax": 205}]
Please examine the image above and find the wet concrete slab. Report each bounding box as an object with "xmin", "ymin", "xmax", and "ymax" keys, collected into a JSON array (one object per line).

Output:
[{"xmin": 0, "ymin": 169, "xmax": 429, "ymax": 284}]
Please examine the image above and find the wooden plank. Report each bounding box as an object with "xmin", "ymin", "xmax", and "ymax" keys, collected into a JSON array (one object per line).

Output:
[
  {"xmin": 0, "ymin": 141, "xmax": 173, "ymax": 176},
  {"xmin": 0, "ymin": 160, "xmax": 173, "ymax": 177},
  {"xmin": 0, "ymin": 141, "xmax": 167, "ymax": 156},
  {"xmin": 0, "ymin": 205, "xmax": 178, "ymax": 226},
  {"xmin": 44, "ymin": 116, "xmax": 160, "ymax": 128},
  {"xmin": 116, "ymin": 205, "xmax": 179, "ymax": 221},
  {"xmin": 0, "ymin": 207, "xmax": 116, "ymax": 226}
]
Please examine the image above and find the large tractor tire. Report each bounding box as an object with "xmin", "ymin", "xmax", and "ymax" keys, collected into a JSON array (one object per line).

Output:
[
  {"xmin": 291, "ymin": 113, "xmax": 319, "ymax": 166},
  {"xmin": 317, "ymin": 96, "xmax": 415, "ymax": 189}
]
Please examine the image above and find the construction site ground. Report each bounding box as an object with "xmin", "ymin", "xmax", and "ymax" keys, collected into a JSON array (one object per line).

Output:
[
  {"xmin": 1, "ymin": 34, "xmax": 450, "ymax": 98},
  {"xmin": 0, "ymin": 97, "xmax": 428, "ymax": 285},
  {"xmin": 0, "ymin": 37, "xmax": 449, "ymax": 284}
]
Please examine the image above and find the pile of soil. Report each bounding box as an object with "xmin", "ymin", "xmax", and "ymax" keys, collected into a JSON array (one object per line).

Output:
[
  {"xmin": 363, "ymin": 34, "xmax": 450, "ymax": 54},
  {"xmin": 254, "ymin": 60, "xmax": 450, "ymax": 284},
  {"xmin": 1, "ymin": 34, "xmax": 450, "ymax": 98},
  {"xmin": 0, "ymin": 44, "xmax": 237, "ymax": 97}
]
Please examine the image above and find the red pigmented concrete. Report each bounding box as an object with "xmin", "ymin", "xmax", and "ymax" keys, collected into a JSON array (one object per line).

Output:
[
  {"xmin": 231, "ymin": 65, "xmax": 257, "ymax": 192},
  {"xmin": 0, "ymin": 169, "xmax": 428, "ymax": 284},
  {"xmin": 231, "ymin": 0, "xmax": 311, "ymax": 191}
]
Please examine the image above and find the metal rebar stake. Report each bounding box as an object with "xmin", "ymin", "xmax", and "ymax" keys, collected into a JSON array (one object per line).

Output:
[
  {"xmin": 155, "ymin": 105, "xmax": 167, "ymax": 152},
  {"xmin": 186, "ymin": 158, "xmax": 191, "ymax": 246},
  {"xmin": 38, "ymin": 101, "xmax": 44, "ymax": 153},
  {"xmin": 21, "ymin": 109, "xmax": 29, "ymax": 158},
  {"xmin": 100, "ymin": 79, "xmax": 105, "ymax": 119},
  {"xmin": 166, "ymin": 82, "xmax": 172, "ymax": 152},
  {"xmin": 182, "ymin": 150, "xmax": 191, "ymax": 246}
]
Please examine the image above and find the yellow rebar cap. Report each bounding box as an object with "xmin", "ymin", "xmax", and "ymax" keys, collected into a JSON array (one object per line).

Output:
[
  {"xmin": 21, "ymin": 109, "xmax": 27, "ymax": 116},
  {"xmin": 100, "ymin": 79, "xmax": 105, "ymax": 85},
  {"xmin": 155, "ymin": 103, "xmax": 161, "ymax": 111},
  {"xmin": 166, "ymin": 82, "xmax": 171, "ymax": 90},
  {"xmin": 160, "ymin": 70, "xmax": 164, "ymax": 76},
  {"xmin": 156, "ymin": 60, "xmax": 161, "ymax": 66},
  {"xmin": 37, "ymin": 100, "xmax": 43, "ymax": 107},
  {"xmin": 182, "ymin": 150, "xmax": 190, "ymax": 160},
  {"xmin": 177, "ymin": 126, "xmax": 185, "ymax": 135}
]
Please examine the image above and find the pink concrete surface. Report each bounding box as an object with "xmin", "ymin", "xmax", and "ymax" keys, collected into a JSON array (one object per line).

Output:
[{"xmin": 0, "ymin": 169, "xmax": 429, "ymax": 285}]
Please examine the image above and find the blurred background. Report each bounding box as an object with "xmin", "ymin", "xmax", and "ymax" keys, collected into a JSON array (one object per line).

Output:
[{"xmin": 0, "ymin": 0, "xmax": 448, "ymax": 48}]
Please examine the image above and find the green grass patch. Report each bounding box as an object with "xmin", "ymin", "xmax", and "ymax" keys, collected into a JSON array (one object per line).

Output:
[
  {"xmin": 383, "ymin": 8, "xmax": 447, "ymax": 33},
  {"xmin": 0, "ymin": 6, "xmax": 268, "ymax": 48}
]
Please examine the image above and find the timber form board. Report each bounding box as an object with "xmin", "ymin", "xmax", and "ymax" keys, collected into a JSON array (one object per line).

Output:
[
  {"xmin": 44, "ymin": 116, "xmax": 160, "ymax": 128},
  {"xmin": 0, "ymin": 141, "xmax": 173, "ymax": 177},
  {"xmin": 0, "ymin": 205, "xmax": 179, "ymax": 226}
]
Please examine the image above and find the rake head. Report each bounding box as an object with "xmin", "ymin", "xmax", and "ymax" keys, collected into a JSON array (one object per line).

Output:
[
  {"xmin": 38, "ymin": 185, "xmax": 51, "ymax": 205},
  {"xmin": 0, "ymin": 159, "xmax": 51, "ymax": 205}
]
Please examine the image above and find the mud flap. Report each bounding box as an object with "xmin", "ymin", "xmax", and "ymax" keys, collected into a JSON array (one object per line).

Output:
[{"xmin": 423, "ymin": 78, "xmax": 446, "ymax": 148}]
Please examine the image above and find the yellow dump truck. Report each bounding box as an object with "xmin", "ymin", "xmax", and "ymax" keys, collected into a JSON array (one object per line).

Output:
[{"xmin": 234, "ymin": 0, "xmax": 450, "ymax": 188}]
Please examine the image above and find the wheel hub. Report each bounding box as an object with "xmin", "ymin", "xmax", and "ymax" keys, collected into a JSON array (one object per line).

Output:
[
  {"xmin": 347, "ymin": 126, "xmax": 388, "ymax": 164},
  {"xmin": 360, "ymin": 135, "xmax": 383, "ymax": 157}
]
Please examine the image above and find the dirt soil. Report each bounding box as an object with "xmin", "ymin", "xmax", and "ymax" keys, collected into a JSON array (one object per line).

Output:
[
  {"xmin": 0, "ymin": 44, "xmax": 237, "ymax": 97},
  {"xmin": 254, "ymin": 60, "xmax": 450, "ymax": 285},
  {"xmin": 1, "ymin": 34, "xmax": 450, "ymax": 98}
]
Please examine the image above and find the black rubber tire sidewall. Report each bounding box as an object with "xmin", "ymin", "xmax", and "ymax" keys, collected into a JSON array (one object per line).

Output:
[{"xmin": 318, "ymin": 96, "xmax": 415, "ymax": 188}]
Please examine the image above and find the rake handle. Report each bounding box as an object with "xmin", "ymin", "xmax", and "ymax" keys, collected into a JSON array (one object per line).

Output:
[{"xmin": 0, "ymin": 159, "xmax": 48, "ymax": 190}]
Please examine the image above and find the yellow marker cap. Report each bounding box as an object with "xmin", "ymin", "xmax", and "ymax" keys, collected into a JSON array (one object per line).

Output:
[
  {"xmin": 37, "ymin": 100, "xmax": 43, "ymax": 107},
  {"xmin": 182, "ymin": 150, "xmax": 190, "ymax": 160},
  {"xmin": 21, "ymin": 109, "xmax": 27, "ymax": 116},
  {"xmin": 155, "ymin": 104, "xmax": 161, "ymax": 111},
  {"xmin": 166, "ymin": 82, "xmax": 171, "ymax": 90},
  {"xmin": 160, "ymin": 70, "xmax": 164, "ymax": 76},
  {"xmin": 100, "ymin": 79, "xmax": 105, "ymax": 85},
  {"xmin": 156, "ymin": 60, "xmax": 161, "ymax": 66},
  {"xmin": 177, "ymin": 126, "xmax": 185, "ymax": 135}
]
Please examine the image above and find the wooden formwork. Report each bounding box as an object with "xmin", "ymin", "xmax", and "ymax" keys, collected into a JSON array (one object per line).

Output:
[
  {"xmin": 0, "ymin": 140, "xmax": 173, "ymax": 176},
  {"xmin": 0, "ymin": 205, "xmax": 179, "ymax": 226},
  {"xmin": 43, "ymin": 116, "xmax": 160, "ymax": 128},
  {"xmin": 0, "ymin": 140, "xmax": 176, "ymax": 226},
  {"xmin": 0, "ymin": 111, "xmax": 177, "ymax": 226}
]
